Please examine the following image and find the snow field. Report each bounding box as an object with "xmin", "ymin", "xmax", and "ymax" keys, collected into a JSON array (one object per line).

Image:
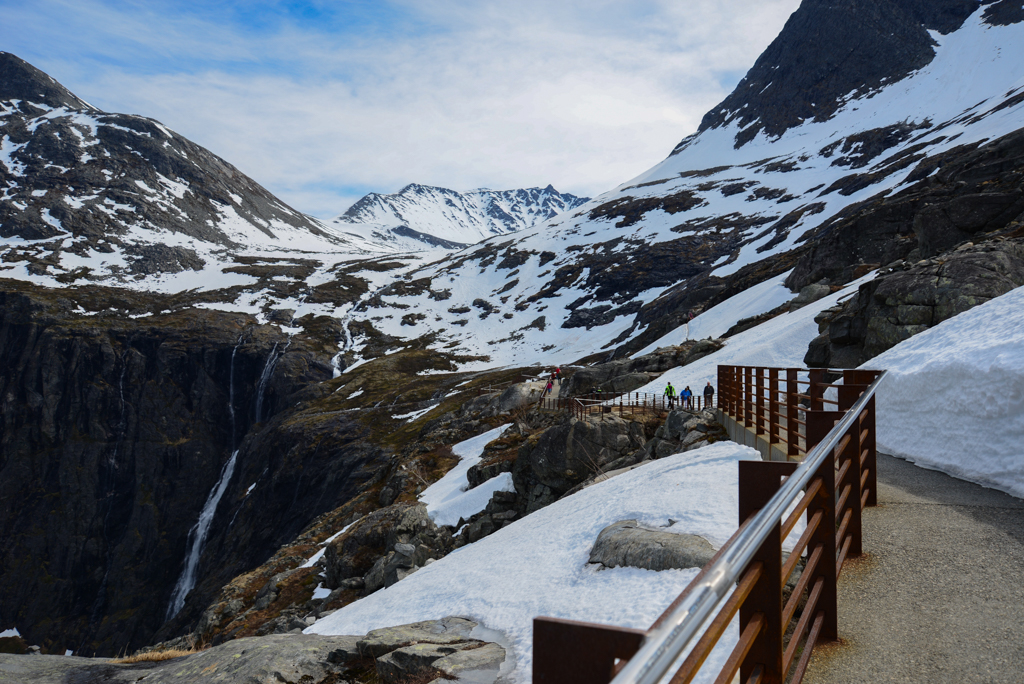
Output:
[
  {"xmin": 633, "ymin": 270, "xmax": 796, "ymax": 357},
  {"xmin": 419, "ymin": 424, "xmax": 514, "ymax": 527},
  {"xmin": 310, "ymin": 442, "xmax": 777, "ymax": 683},
  {"xmin": 867, "ymin": 284, "xmax": 1024, "ymax": 498}
]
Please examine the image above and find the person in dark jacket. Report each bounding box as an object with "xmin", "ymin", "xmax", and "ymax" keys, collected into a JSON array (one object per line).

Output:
[{"xmin": 704, "ymin": 381, "xmax": 715, "ymax": 408}]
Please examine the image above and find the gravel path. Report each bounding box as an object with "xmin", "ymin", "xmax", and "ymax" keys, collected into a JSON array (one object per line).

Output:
[{"xmin": 803, "ymin": 453, "xmax": 1024, "ymax": 683}]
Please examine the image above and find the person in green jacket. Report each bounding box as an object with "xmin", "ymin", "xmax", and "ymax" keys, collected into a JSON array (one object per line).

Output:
[{"xmin": 665, "ymin": 382, "xmax": 676, "ymax": 409}]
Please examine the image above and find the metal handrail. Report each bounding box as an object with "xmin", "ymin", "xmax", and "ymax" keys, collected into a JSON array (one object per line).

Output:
[{"xmin": 610, "ymin": 370, "xmax": 887, "ymax": 684}]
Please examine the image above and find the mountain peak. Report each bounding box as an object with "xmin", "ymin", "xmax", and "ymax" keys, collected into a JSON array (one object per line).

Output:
[
  {"xmin": 693, "ymin": 0, "xmax": 994, "ymax": 148},
  {"xmin": 0, "ymin": 52, "xmax": 94, "ymax": 111}
]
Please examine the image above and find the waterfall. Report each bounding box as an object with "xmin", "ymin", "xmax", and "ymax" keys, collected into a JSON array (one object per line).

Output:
[
  {"xmin": 165, "ymin": 336, "xmax": 243, "ymax": 621},
  {"xmin": 228, "ymin": 335, "xmax": 242, "ymax": 446},
  {"xmin": 331, "ymin": 305, "xmax": 356, "ymax": 378},
  {"xmin": 165, "ymin": 449, "xmax": 239, "ymax": 620},
  {"xmin": 254, "ymin": 342, "xmax": 280, "ymax": 423}
]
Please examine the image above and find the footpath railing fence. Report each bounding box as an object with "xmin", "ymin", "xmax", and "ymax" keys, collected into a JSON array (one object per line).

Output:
[
  {"xmin": 533, "ymin": 365, "xmax": 885, "ymax": 684},
  {"xmin": 537, "ymin": 392, "xmax": 713, "ymax": 419}
]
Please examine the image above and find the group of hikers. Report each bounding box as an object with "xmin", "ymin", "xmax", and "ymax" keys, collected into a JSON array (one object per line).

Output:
[
  {"xmin": 542, "ymin": 367, "xmax": 562, "ymax": 396},
  {"xmin": 664, "ymin": 380, "xmax": 714, "ymax": 410},
  {"xmin": 538, "ymin": 367, "xmax": 716, "ymax": 413}
]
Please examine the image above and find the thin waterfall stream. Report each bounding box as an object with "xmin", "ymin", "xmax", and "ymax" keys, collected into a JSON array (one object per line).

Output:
[{"xmin": 165, "ymin": 336, "xmax": 245, "ymax": 620}]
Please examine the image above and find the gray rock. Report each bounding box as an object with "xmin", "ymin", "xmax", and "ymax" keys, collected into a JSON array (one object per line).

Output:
[
  {"xmin": 358, "ymin": 617, "xmax": 478, "ymax": 658},
  {"xmin": 589, "ymin": 520, "xmax": 716, "ymax": 572},
  {"xmin": 0, "ymin": 635, "xmax": 365, "ymax": 683},
  {"xmin": 433, "ymin": 641, "xmax": 506, "ymax": 682},
  {"xmin": 376, "ymin": 641, "xmax": 481, "ymax": 684},
  {"xmin": 326, "ymin": 635, "xmax": 363, "ymax": 664},
  {"xmin": 496, "ymin": 383, "xmax": 541, "ymax": 413},
  {"xmin": 788, "ymin": 282, "xmax": 831, "ymax": 311}
]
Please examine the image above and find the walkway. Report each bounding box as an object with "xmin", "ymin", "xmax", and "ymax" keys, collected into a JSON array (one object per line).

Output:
[{"xmin": 804, "ymin": 453, "xmax": 1024, "ymax": 683}]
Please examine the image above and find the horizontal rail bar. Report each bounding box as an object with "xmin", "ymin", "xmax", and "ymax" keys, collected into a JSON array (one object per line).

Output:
[
  {"xmin": 783, "ymin": 576, "xmax": 824, "ymax": 675},
  {"xmin": 670, "ymin": 562, "xmax": 763, "ymax": 684},
  {"xmin": 783, "ymin": 543, "xmax": 823, "ymax": 629},
  {"xmin": 782, "ymin": 511, "xmax": 822, "ymax": 590},
  {"xmin": 789, "ymin": 611, "xmax": 825, "ymax": 684},
  {"xmin": 781, "ymin": 478, "xmax": 822, "ymax": 541},
  {"xmin": 713, "ymin": 613, "xmax": 764, "ymax": 684},
  {"xmin": 836, "ymin": 533, "xmax": 853, "ymax": 577}
]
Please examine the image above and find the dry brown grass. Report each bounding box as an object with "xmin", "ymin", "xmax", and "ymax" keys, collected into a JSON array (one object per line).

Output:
[{"xmin": 109, "ymin": 647, "xmax": 199, "ymax": 664}]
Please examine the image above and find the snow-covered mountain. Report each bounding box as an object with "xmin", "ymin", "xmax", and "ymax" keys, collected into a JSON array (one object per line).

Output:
[
  {"xmin": 330, "ymin": 183, "xmax": 589, "ymax": 251},
  {"xmin": 1, "ymin": 1, "xmax": 1023, "ymax": 367},
  {"xmin": 328, "ymin": 1, "xmax": 1024, "ymax": 369},
  {"xmin": 0, "ymin": 51, "xmax": 390, "ymax": 295}
]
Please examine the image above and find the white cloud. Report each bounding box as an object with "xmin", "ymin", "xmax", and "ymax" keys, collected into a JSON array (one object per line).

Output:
[{"xmin": 4, "ymin": 0, "xmax": 801, "ymax": 217}]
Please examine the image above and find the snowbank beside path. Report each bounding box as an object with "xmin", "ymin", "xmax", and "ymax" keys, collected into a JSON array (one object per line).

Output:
[
  {"xmin": 419, "ymin": 424, "xmax": 514, "ymax": 527},
  {"xmin": 309, "ymin": 442, "xmax": 763, "ymax": 683},
  {"xmin": 868, "ymin": 285, "xmax": 1024, "ymax": 498}
]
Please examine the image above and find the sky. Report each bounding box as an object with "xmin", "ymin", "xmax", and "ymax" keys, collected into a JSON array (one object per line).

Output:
[{"xmin": 0, "ymin": 0, "xmax": 802, "ymax": 218}]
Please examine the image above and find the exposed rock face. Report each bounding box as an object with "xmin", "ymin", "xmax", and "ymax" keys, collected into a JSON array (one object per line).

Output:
[
  {"xmin": 787, "ymin": 128, "xmax": 1024, "ymax": 291},
  {"xmin": 0, "ymin": 621, "xmax": 507, "ymax": 684},
  {"xmin": 359, "ymin": 617, "xmax": 505, "ymax": 684},
  {"xmin": 512, "ymin": 414, "xmax": 646, "ymax": 511},
  {"xmin": 560, "ymin": 340, "xmax": 724, "ymax": 397},
  {"xmin": 323, "ymin": 504, "xmax": 453, "ymax": 594},
  {"xmin": 0, "ymin": 280, "xmax": 385, "ymax": 657},
  {"xmin": 633, "ymin": 409, "xmax": 725, "ymax": 463},
  {"xmin": 693, "ymin": 0, "xmax": 984, "ymax": 148},
  {"xmin": 589, "ymin": 520, "xmax": 716, "ymax": 572},
  {"xmin": 805, "ymin": 238, "xmax": 1024, "ymax": 367}
]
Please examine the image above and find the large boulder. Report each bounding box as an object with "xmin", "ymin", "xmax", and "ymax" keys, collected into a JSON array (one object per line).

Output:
[
  {"xmin": 324, "ymin": 504, "xmax": 452, "ymax": 593},
  {"xmin": 589, "ymin": 520, "xmax": 716, "ymax": 572}
]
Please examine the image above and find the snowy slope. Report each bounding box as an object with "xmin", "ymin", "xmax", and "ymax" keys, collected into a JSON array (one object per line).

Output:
[
  {"xmin": 868, "ymin": 284, "xmax": 1024, "ymax": 497},
  {"xmin": 627, "ymin": 271, "xmax": 877, "ymax": 397},
  {"xmin": 331, "ymin": 8, "xmax": 1024, "ymax": 369},
  {"xmin": 330, "ymin": 183, "xmax": 588, "ymax": 251},
  {"xmin": 310, "ymin": 442, "xmax": 765, "ymax": 683}
]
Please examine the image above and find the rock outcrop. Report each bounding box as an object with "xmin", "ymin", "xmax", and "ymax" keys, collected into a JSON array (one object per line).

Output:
[
  {"xmin": 512, "ymin": 414, "xmax": 647, "ymax": 512},
  {"xmin": 559, "ymin": 340, "xmax": 724, "ymax": 397},
  {"xmin": 805, "ymin": 238, "xmax": 1024, "ymax": 367},
  {"xmin": 0, "ymin": 618, "xmax": 507, "ymax": 684}
]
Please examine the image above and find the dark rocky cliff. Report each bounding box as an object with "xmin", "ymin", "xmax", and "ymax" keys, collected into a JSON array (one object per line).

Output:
[{"xmin": 0, "ymin": 281, "xmax": 386, "ymax": 656}]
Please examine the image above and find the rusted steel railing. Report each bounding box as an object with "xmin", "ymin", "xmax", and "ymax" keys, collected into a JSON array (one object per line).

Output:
[
  {"xmin": 533, "ymin": 366, "xmax": 885, "ymax": 684},
  {"xmin": 717, "ymin": 366, "xmax": 880, "ymax": 458},
  {"xmin": 538, "ymin": 392, "xmax": 713, "ymax": 420}
]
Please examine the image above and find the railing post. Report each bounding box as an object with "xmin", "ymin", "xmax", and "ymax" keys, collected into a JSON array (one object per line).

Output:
[
  {"xmin": 738, "ymin": 460, "xmax": 797, "ymax": 684},
  {"xmin": 842, "ymin": 371, "xmax": 879, "ymax": 508},
  {"xmin": 786, "ymin": 369, "xmax": 799, "ymax": 457},
  {"xmin": 754, "ymin": 368, "xmax": 764, "ymax": 436},
  {"xmin": 533, "ymin": 616, "xmax": 645, "ymax": 684},
  {"xmin": 808, "ymin": 368, "xmax": 826, "ymax": 411},
  {"xmin": 744, "ymin": 367, "xmax": 753, "ymax": 428},
  {"xmin": 806, "ymin": 410, "xmax": 843, "ymax": 642},
  {"xmin": 861, "ymin": 394, "xmax": 877, "ymax": 507},
  {"xmin": 769, "ymin": 370, "xmax": 780, "ymax": 457}
]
